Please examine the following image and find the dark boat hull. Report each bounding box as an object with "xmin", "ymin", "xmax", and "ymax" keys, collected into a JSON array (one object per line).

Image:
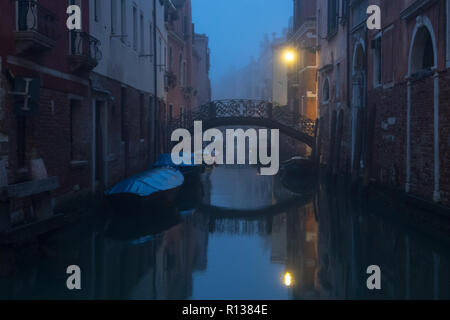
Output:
[
  {"xmin": 107, "ymin": 186, "xmax": 180, "ymax": 216},
  {"xmin": 179, "ymin": 165, "xmax": 204, "ymax": 186},
  {"xmin": 105, "ymin": 207, "xmax": 181, "ymax": 241},
  {"xmin": 280, "ymin": 158, "xmax": 317, "ymax": 194}
]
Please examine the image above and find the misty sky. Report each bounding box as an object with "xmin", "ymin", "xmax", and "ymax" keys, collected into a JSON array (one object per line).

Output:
[{"xmin": 191, "ymin": 0, "xmax": 292, "ymax": 89}]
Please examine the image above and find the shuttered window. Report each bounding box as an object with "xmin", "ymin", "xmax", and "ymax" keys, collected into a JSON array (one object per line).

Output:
[{"xmin": 327, "ymin": 0, "xmax": 339, "ymax": 37}]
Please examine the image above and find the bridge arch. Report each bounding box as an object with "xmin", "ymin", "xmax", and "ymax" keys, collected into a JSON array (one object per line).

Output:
[{"xmin": 170, "ymin": 99, "xmax": 318, "ymax": 149}]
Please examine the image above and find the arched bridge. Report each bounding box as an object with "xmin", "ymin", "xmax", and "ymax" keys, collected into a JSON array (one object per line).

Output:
[{"xmin": 169, "ymin": 100, "xmax": 318, "ymax": 148}]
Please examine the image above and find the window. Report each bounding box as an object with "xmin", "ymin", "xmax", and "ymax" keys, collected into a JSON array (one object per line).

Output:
[
  {"xmin": 169, "ymin": 47, "xmax": 173, "ymax": 71},
  {"xmin": 180, "ymin": 107, "xmax": 184, "ymax": 124},
  {"xmin": 121, "ymin": 87, "xmax": 127, "ymax": 142},
  {"xmin": 336, "ymin": 63, "xmax": 341, "ymax": 98},
  {"xmin": 317, "ymin": 7, "xmax": 322, "ymax": 41},
  {"xmin": 133, "ymin": 6, "xmax": 137, "ymax": 50},
  {"xmin": 410, "ymin": 26, "xmax": 435, "ymax": 74},
  {"xmin": 148, "ymin": 96, "xmax": 153, "ymax": 136},
  {"xmin": 382, "ymin": 28, "xmax": 394, "ymax": 83},
  {"xmin": 159, "ymin": 37, "xmax": 162, "ymax": 71},
  {"xmin": 372, "ymin": 36, "xmax": 382, "ymax": 87},
  {"xmin": 164, "ymin": 46, "xmax": 167, "ymax": 70},
  {"xmin": 70, "ymin": 99, "xmax": 83, "ymax": 161},
  {"xmin": 111, "ymin": 0, "xmax": 117, "ymax": 34},
  {"xmin": 178, "ymin": 54, "xmax": 183, "ymax": 83},
  {"xmin": 94, "ymin": 0, "xmax": 100, "ymax": 22},
  {"xmin": 352, "ymin": 0, "xmax": 368, "ymax": 28},
  {"xmin": 140, "ymin": 12, "xmax": 144, "ymax": 54},
  {"xmin": 17, "ymin": 116, "xmax": 26, "ymax": 168},
  {"xmin": 342, "ymin": 0, "xmax": 349, "ymax": 21},
  {"xmin": 149, "ymin": 24, "xmax": 153, "ymax": 54},
  {"xmin": 322, "ymin": 78, "xmax": 330, "ymax": 102},
  {"xmin": 139, "ymin": 93, "xmax": 145, "ymax": 139},
  {"xmin": 183, "ymin": 16, "xmax": 188, "ymax": 36},
  {"xmin": 183, "ymin": 61, "xmax": 187, "ymax": 86},
  {"xmin": 121, "ymin": 0, "xmax": 126, "ymax": 42},
  {"xmin": 327, "ymin": 0, "xmax": 338, "ymax": 37}
]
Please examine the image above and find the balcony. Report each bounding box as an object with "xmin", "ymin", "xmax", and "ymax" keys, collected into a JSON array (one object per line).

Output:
[
  {"xmin": 14, "ymin": 0, "xmax": 57, "ymax": 54},
  {"xmin": 68, "ymin": 31, "xmax": 102, "ymax": 73}
]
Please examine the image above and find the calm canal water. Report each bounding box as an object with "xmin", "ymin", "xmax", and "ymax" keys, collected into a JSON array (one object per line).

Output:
[{"xmin": 0, "ymin": 166, "xmax": 449, "ymax": 299}]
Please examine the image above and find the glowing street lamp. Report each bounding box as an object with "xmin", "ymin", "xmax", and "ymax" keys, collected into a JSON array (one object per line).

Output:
[{"xmin": 282, "ymin": 48, "xmax": 297, "ymax": 64}]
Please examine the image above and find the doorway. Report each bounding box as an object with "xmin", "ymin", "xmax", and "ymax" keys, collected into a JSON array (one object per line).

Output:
[{"xmin": 94, "ymin": 99, "xmax": 107, "ymax": 192}]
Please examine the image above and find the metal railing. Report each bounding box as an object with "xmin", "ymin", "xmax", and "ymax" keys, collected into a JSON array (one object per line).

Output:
[
  {"xmin": 16, "ymin": 0, "xmax": 57, "ymax": 40},
  {"xmin": 70, "ymin": 31, "xmax": 102, "ymax": 62},
  {"xmin": 168, "ymin": 99, "xmax": 317, "ymax": 139}
]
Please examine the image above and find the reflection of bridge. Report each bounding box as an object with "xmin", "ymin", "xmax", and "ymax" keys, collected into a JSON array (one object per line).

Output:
[
  {"xmin": 169, "ymin": 100, "xmax": 318, "ymax": 148},
  {"xmin": 199, "ymin": 193, "xmax": 313, "ymax": 218}
]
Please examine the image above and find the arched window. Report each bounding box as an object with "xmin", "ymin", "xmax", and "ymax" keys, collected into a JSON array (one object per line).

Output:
[
  {"xmin": 353, "ymin": 43, "xmax": 365, "ymax": 73},
  {"xmin": 322, "ymin": 78, "xmax": 330, "ymax": 102},
  {"xmin": 410, "ymin": 26, "xmax": 435, "ymax": 74}
]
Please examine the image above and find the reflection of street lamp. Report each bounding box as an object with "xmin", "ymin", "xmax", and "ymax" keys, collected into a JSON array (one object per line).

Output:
[{"xmin": 284, "ymin": 272, "xmax": 293, "ymax": 287}]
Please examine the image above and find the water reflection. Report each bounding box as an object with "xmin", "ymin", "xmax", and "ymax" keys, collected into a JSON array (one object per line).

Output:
[{"xmin": 0, "ymin": 167, "xmax": 449, "ymax": 299}]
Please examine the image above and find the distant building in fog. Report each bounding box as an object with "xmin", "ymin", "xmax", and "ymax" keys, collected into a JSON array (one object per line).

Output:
[
  {"xmin": 193, "ymin": 33, "xmax": 212, "ymax": 108},
  {"xmin": 272, "ymin": 44, "xmax": 288, "ymax": 106},
  {"xmin": 287, "ymin": 0, "xmax": 317, "ymax": 119},
  {"xmin": 214, "ymin": 31, "xmax": 288, "ymax": 102}
]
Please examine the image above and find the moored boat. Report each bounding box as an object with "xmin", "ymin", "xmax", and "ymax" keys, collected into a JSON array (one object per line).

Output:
[
  {"xmin": 279, "ymin": 156, "xmax": 317, "ymax": 194},
  {"xmin": 105, "ymin": 167, "xmax": 184, "ymax": 215},
  {"xmin": 280, "ymin": 156, "xmax": 315, "ymax": 176},
  {"xmin": 153, "ymin": 153, "xmax": 205, "ymax": 185}
]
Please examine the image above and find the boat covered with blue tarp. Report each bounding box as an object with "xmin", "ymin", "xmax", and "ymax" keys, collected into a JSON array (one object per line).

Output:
[
  {"xmin": 153, "ymin": 153, "xmax": 205, "ymax": 185},
  {"xmin": 105, "ymin": 167, "xmax": 184, "ymax": 215}
]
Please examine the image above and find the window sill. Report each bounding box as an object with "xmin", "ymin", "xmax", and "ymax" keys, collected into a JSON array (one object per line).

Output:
[
  {"xmin": 383, "ymin": 82, "xmax": 395, "ymax": 89},
  {"xmin": 373, "ymin": 83, "xmax": 382, "ymax": 89},
  {"xmin": 70, "ymin": 160, "xmax": 89, "ymax": 169},
  {"xmin": 410, "ymin": 69, "xmax": 433, "ymax": 82}
]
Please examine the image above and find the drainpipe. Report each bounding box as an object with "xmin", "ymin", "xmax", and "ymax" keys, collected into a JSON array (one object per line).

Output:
[{"xmin": 153, "ymin": 0, "xmax": 158, "ymax": 161}]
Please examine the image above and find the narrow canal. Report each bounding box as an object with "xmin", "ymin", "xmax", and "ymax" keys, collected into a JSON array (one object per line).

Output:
[{"xmin": 0, "ymin": 166, "xmax": 449, "ymax": 299}]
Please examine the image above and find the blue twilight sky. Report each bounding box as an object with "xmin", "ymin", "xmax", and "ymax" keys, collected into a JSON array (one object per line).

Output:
[{"xmin": 191, "ymin": 0, "xmax": 292, "ymax": 88}]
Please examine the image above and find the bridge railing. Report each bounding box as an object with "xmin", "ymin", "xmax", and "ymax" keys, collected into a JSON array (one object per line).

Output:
[{"xmin": 168, "ymin": 99, "xmax": 316, "ymax": 138}]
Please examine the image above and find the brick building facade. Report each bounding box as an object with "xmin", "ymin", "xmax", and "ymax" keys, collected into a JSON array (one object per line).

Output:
[
  {"xmin": 288, "ymin": 0, "xmax": 318, "ymax": 121},
  {"xmin": 0, "ymin": 0, "xmax": 95, "ymax": 233},
  {"xmin": 0, "ymin": 0, "xmax": 210, "ymax": 237},
  {"xmin": 285, "ymin": 0, "xmax": 319, "ymax": 157},
  {"xmin": 166, "ymin": 0, "xmax": 194, "ymax": 124},
  {"xmin": 317, "ymin": 0, "xmax": 450, "ymax": 207}
]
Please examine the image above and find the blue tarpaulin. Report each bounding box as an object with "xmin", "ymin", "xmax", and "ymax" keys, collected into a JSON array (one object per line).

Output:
[
  {"xmin": 153, "ymin": 153, "xmax": 196, "ymax": 168},
  {"xmin": 105, "ymin": 167, "xmax": 184, "ymax": 197}
]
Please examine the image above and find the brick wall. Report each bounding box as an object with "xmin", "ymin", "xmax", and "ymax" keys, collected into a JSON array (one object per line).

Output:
[
  {"xmin": 369, "ymin": 82, "xmax": 407, "ymax": 190},
  {"xmin": 91, "ymin": 73, "xmax": 154, "ymax": 188},
  {"xmin": 439, "ymin": 69, "xmax": 450, "ymax": 205}
]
